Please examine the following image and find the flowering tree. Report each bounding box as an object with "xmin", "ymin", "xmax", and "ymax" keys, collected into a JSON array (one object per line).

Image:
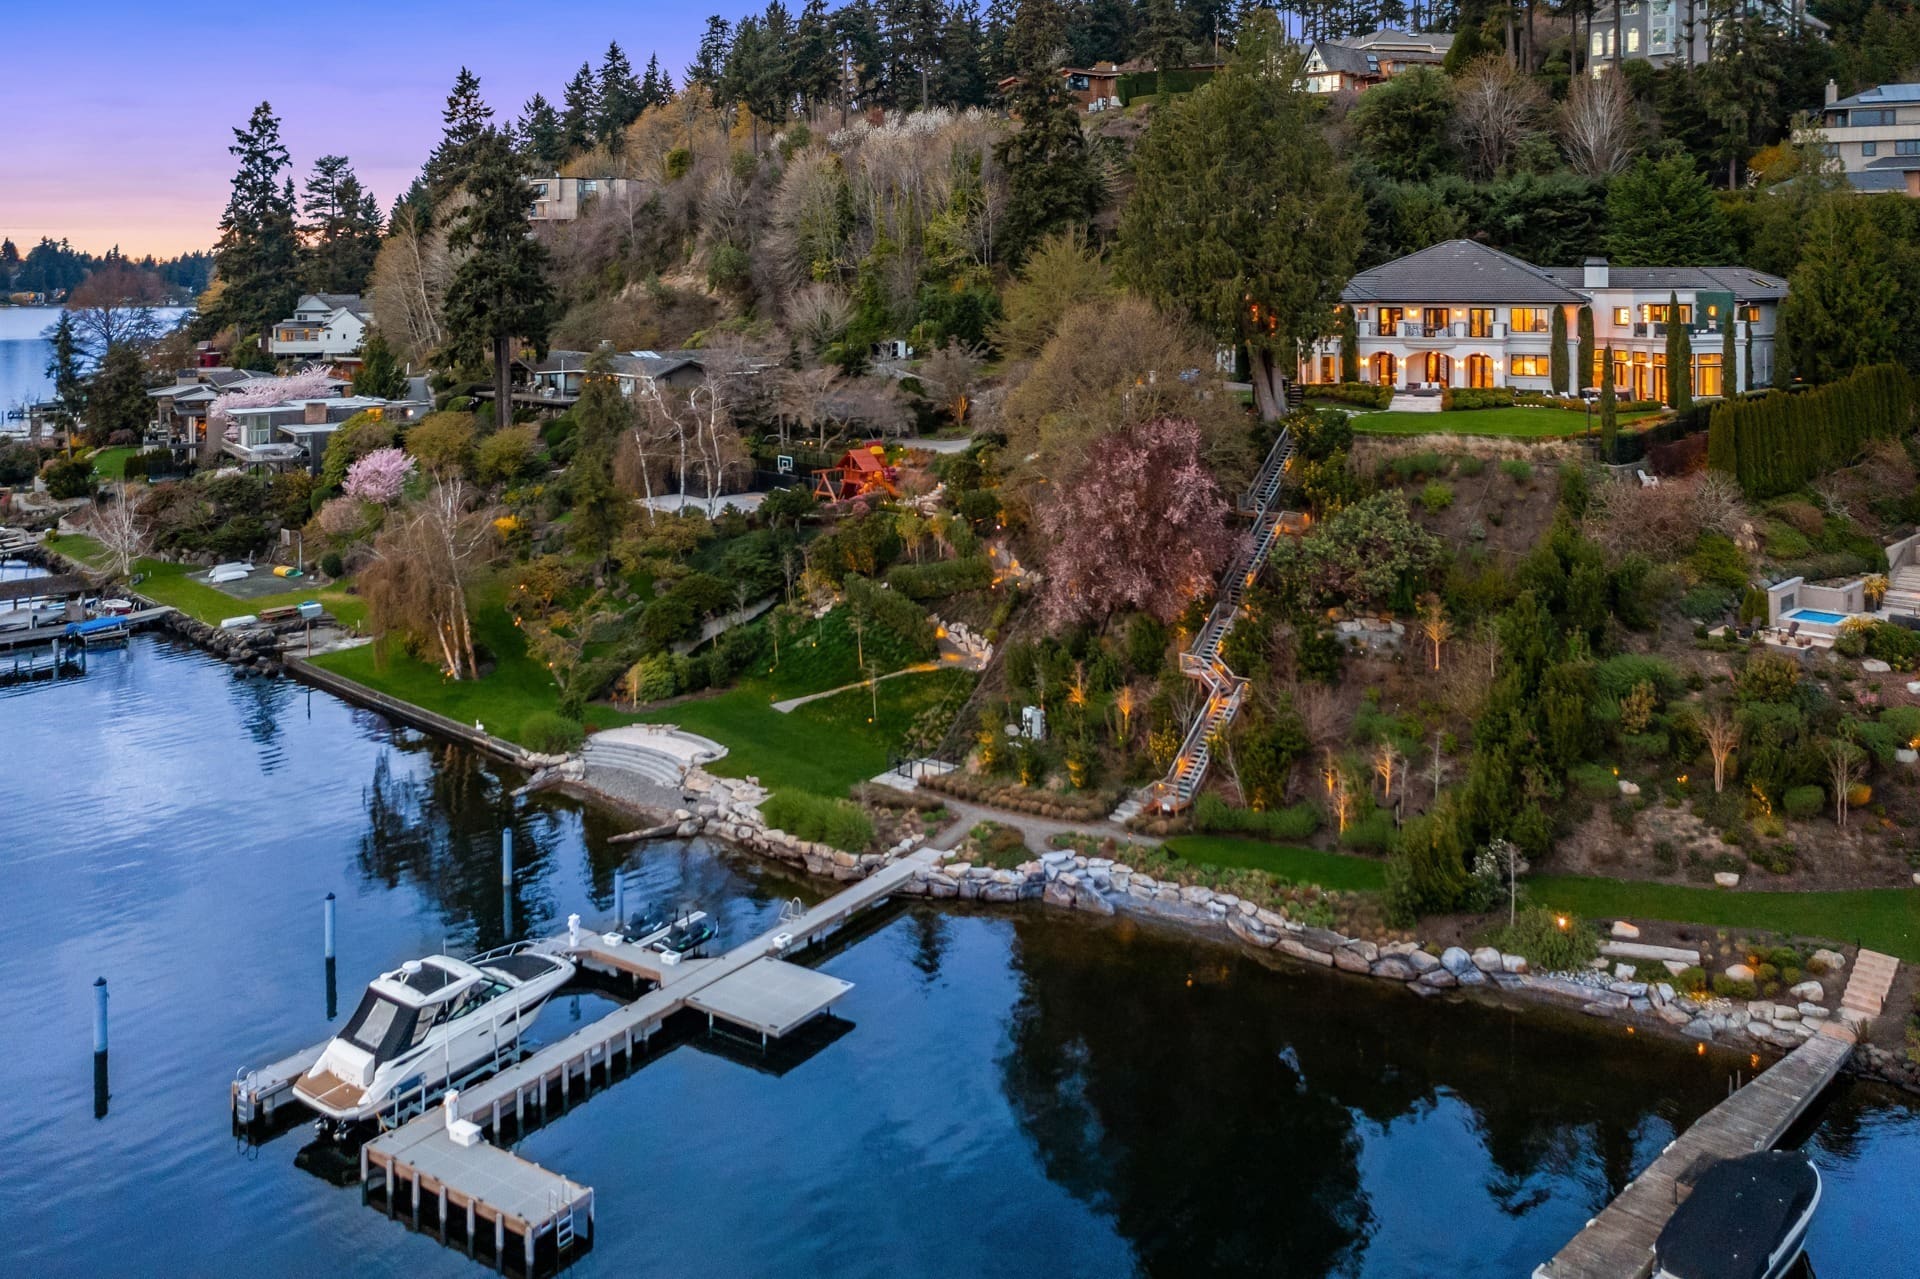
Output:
[
  {"xmin": 1037, "ymin": 417, "xmax": 1238, "ymax": 626},
  {"xmin": 359, "ymin": 478, "xmax": 496, "ymax": 679},
  {"xmin": 202, "ymin": 367, "xmax": 338, "ymax": 465},
  {"xmin": 344, "ymin": 447, "xmax": 416, "ymax": 504}
]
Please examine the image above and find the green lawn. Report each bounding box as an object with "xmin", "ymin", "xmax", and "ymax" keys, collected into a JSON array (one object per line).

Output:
[
  {"xmin": 44, "ymin": 534, "xmax": 366, "ymax": 627},
  {"xmin": 1530, "ymin": 875, "xmax": 1920, "ymax": 964},
  {"xmin": 1340, "ymin": 406, "xmax": 1659, "ymax": 437},
  {"xmin": 88, "ymin": 447, "xmax": 140, "ymax": 479},
  {"xmin": 1161, "ymin": 835, "xmax": 1389, "ymax": 892},
  {"xmin": 636, "ymin": 667, "xmax": 974, "ymax": 796}
]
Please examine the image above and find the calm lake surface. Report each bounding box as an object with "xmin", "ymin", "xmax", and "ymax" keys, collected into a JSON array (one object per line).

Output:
[
  {"xmin": 2, "ymin": 635, "xmax": 1916, "ymax": 1278},
  {"xmin": 0, "ymin": 305, "xmax": 188, "ymax": 416}
]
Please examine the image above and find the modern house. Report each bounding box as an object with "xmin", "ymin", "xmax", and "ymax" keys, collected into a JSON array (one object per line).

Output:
[
  {"xmin": 1299, "ymin": 240, "xmax": 1787, "ymax": 401},
  {"xmin": 994, "ymin": 60, "xmax": 1224, "ymax": 112},
  {"xmin": 268, "ymin": 294, "xmax": 372, "ymax": 362},
  {"xmin": 1583, "ymin": 0, "xmax": 1826, "ymax": 74},
  {"xmin": 1302, "ymin": 29, "xmax": 1453, "ymax": 94},
  {"xmin": 1801, "ymin": 81, "xmax": 1920, "ymax": 194},
  {"xmin": 483, "ymin": 348, "xmax": 713, "ymax": 416},
  {"xmin": 526, "ymin": 177, "xmax": 639, "ymax": 223},
  {"xmin": 147, "ymin": 368, "xmax": 284, "ymax": 445},
  {"xmin": 222, "ymin": 395, "xmax": 426, "ymax": 473}
]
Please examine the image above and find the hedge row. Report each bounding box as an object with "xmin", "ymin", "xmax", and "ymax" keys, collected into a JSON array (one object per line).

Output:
[
  {"xmin": 1308, "ymin": 382, "xmax": 1393, "ymax": 410},
  {"xmin": 758, "ymin": 790, "xmax": 875, "ymax": 853},
  {"xmin": 1707, "ymin": 363, "xmax": 1915, "ymax": 497}
]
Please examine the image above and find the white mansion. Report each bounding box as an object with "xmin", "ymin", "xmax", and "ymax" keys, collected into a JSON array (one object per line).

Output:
[{"xmin": 1300, "ymin": 240, "xmax": 1787, "ymax": 402}]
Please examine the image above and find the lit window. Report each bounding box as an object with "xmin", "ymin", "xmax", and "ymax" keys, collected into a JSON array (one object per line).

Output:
[
  {"xmin": 1613, "ymin": 307, "xmax": 1631, "ymax": 326},
  {"xmin": 1511, "ymin": 307, "xmax": 1548, "ymax": 333},
  {"xmin": 1511, "ymin": 355, "xmax": 1549, "ymax": 377},
  {"xmin": 1626, "ymin": 29, "xmax": 1641, "ymax": 52}
]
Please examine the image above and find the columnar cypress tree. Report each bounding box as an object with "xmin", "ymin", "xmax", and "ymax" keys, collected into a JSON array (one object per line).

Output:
[
  {"xmin": 1549, "ymin": 304, "xmax": 1569, "ymax": 394},
  {"xmin": 1723, "ymin": 309, "xmax": 1737, "ymax": 396},
  {"xmin": 1339, "ymin": 305, "xmax": 1359, "ymax": 382},
  {"xmin": 1599, "ymin": 345, "xmax": 1617, "ymax": 462},
  {"xmin": 1666, "ymin": 292, "xmax": 1693, "ymax": 411},
  {"xmin": 1576, "ymin": 305, "xmax": 1595, "ymax": 392},
  {"xmin": 1708, "ymin": 399, "xmax": 1737, "ymax": 475}
]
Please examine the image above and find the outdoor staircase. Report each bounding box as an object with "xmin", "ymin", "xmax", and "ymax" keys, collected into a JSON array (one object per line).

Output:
[
  {"xmin": 1111, "ymin": 431, "xmax": 1303, "ymax": 821},
  {"xmin": 1882, "ymin": 566, "xmax": 1920, "ymax": 617},
  {"xmin": 1839, "ymin": 948, "xmax": 1900, "ymax": 1026}
]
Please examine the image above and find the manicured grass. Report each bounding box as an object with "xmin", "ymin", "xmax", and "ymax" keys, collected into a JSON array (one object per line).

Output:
[
  {"xmin": 1161, "ymin": 835, "xmax": 1389, "ymax": 892},
  {"xmin": 637, "ymin": 667, "xmax": 975, "ymax": 797},
  {"xmin": 1530, "ymin": 875, "xmax": 1920, "ymax": 964},
  {"xmin": 44, "ymin": 532, "xmax": 106, "ymax": 564},
  {"xmin": 131, "ymin": 558, "xmax": 367, "ymax": 628},
  {"xmin": 1344, "ymin": 406, "xmax": 1659, "ymax": 437},
  {"xmin": 88, "ymin": 447, "xmax": 140, "ymax": 479}
]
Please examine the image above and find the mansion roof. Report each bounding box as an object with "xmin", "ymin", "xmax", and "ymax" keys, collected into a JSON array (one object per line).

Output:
[{"xmin": 1344, "ymin": 239, "xmax": 1789, "ymax": 305}]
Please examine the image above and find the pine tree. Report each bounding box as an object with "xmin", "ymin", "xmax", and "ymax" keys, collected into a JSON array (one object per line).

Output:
[
  {"xmin": 690, "ymin": 16, "xmax": 735, "ymax": 105},
  {"xmin": 997, "ymin": 0, "xmax": 1102, "ymax": 264},
  {"xmin": 560, "ymin": 63, "xmax": 599, "ymax": 157},
  {"xmin": 1599, "ymin": 345, "xmax": 1618, "ymax": 462},
  {"xmin": 1550, "ymin": 304, "xmax": 1569, "ymax": 394},
  {"xmin": 932, "ymin": 2, "xmax": 990, "ymax": 108},
  {"xmin": 301, "ymin": 155, "xmax": 383, "ymax": 295},
  {"xmin": 1604, "ymin": 151, "xmax": 1733, "ymax": 267},
  {"xmin": 793, "ymin": 0, "xmax": 841, "ymax": 113},
  {"xmin": 43, "ymin": 311, "xmax": 85, "ymax": 428},
  {"xmin": 597, "ymin": 42, "xmax": 643, "ymax": 148},
  {"xmin": 203, "ymin": 102, "xmax": 300, "ymax": 340},
  {"xmin": 353, "ymin": 330, "xmax": 408, "ymax": 399},
  {"xmin": 424, "ymin": 68, "xmax": 495, "ymax": 213},
  {"xmin": 836, "ymin": 1, "xmax": 889, "ymax": 116},
  {"xmin": 1144, "ymin": 0, "xmax": 1187, "ymax": 92},
  {"xmin": 1779, "ymin": 196, "xmax": 1900, "ymax": 385},
  {"xmin": 441, "ymin": 129, "xmax": 556, "ymax": 428},
  {"xmin": 1669, "ymin": 292, "xmax": 1694, "ymax": 411},
  {"xmin": 518, "ymin": 93, "xmax": 566, "ymax": 168},
  {"xmin": 1576, "ymin": 305, "xmax": 1595, "ymax": 393},
  {"xmin": 640, "ymin": 54, "xmax": 670, "ymax": 111},
  {"xmin": 85, "ymin": 342, "xmax": 151, "ymax": 442},
  {"xmin": 1339, "ymin": 305, "xmax": 1359, "ymax": 382}
]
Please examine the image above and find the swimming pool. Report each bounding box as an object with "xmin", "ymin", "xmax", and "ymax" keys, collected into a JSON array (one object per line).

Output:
[{"xmin": 1785, "ymin": 609, "xmax": 1849, "ymax": 625}]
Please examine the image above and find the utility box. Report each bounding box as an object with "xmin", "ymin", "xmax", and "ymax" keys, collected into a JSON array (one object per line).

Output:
[{"xmin": 1020, "ymin": 705, "xmax": 1047, "ymax": 740}]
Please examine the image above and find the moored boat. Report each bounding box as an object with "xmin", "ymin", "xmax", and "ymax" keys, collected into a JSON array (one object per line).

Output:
[{"xmin": 1654, "ymin": 1150, "xmax": 1822, "ymax": 1279}]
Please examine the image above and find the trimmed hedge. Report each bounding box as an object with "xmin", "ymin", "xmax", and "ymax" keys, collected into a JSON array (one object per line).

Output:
[
  {"xmin": 759, "ymin": 790, "xmax": 875, "ymax": 853},
  {"xmin": 1707, "ymin": 363, "xmax": 1914, "ymax": 497},
  {"xmin": 1442, "ymin": 387, "xmax": 1516, "ymax": 410},
  {"xmin": 1308, "ymin": 382, "xmax": 1393, "ymax": 410},
  {"xmin": 1114, "ymin": 67, "xmax": 1218, "ymax": 104},
  {"xmin": 886, "ymin": 554, "xmax": 992, "ymax": 601}
]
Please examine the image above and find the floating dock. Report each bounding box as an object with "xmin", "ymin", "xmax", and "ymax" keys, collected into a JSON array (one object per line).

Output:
[
  {"xmin": 1536, "ymin": 949, "xmax": 1901, "ymax": 1279},
  {"xmin": 0, "ymin": 605, "xmax": 173, "ymax": 652},
  {"xmin": 240, "ymin": 846, "xmax": 941, "ymax": 1273}
]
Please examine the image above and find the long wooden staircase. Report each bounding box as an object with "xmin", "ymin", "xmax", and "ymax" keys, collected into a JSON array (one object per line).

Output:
[{"xmin": 1112, "ymin": 431, "xmax": 1303, "ymax": 822}]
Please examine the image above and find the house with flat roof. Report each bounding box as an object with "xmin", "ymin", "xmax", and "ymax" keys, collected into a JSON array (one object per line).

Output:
[
  {"xmin": 268, "ymin": 293, "xmax": 371, "ymax": 361},
  {"xmin": 1299, "ymin": 240, "xmax": 1786, "ymax": 401},
  {"xmin": 1798, "ymin": 81, "xmax": 1920, "ymax": 194},
  {"xmin": 527, "ymin": 177, "xmax": 639, "ymax": 222},
  {"xmin": 222, "ymin": 395, "xmax": 427, "ymax": 473},
  {"xmin": 1302, "ymin": 29, "xmax": 1452, "ymax": 94}
]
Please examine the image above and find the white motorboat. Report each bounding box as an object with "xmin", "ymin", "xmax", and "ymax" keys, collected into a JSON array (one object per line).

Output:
[
  {"xmin": 1654, "ymin": 1150, "xmax": 1822, "ymax": 1279},
  {"xmin": 294, "ymin": 946, "xmax": 573, "ymax": 1128}
]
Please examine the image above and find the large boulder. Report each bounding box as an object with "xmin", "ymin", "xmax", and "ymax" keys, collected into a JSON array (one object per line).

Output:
[
  {"xmin": 1370, "ymin": 956, "xmax": 1416, "ymax": 981},
  {"xmin": 1470, "ymin": 946, "xmax": 1503, "ymax": 973},
  {"xmin": 1440, "ymin": 946, "xmax": 1476, "ymax": 977},
  {"xmin": 1408, "ymin": 949, "xmax": 1441, "ymax": 974},
  {"xmin": 1789, "ymin": 980, "xmax": 1825, "ymax": 1003},
  {"xmin": 1724, "ymin": 963, "xmax": 1756, "ymax": 983}
]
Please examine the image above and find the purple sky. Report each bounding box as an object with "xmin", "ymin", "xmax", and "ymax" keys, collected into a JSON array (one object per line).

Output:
[{"xmin": 2, "ymin": 2, "xmax": 719, "ymax": 259}]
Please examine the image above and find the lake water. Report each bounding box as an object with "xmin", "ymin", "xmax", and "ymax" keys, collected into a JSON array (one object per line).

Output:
[
  {"xmin": 2, "ymin": 635, "xmax": 1916, "ymax": 1278},
  {"xmin": 0, "ymin": 306, "xmax": 62, "ymax": 413}
]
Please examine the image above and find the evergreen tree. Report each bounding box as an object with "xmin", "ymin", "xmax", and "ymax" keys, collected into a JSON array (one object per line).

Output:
[
  {"xmin": 568, "ymin": 351, "xmax": 630, "ymax": 566},
  {"xmin": 560, "ymin": 63, "xmax": 599, "ymax": 156},
  {"xmin": 441, "ymin": 129, "xmax": 557, "ymax": 428},
  {"xmin": 43, "ymin": 311, "xmax": 85, "ymax": 428},
  {"xmin": 887, "ymin": 0, "xmax": 946, "ymax": 110},
  {"xmin": 1599, "ymin": 345, "xmax": 1618, "ymax": 461},
  {"xmin": 1143, "ymin": 0, "xmax": 1187, "ymax": 92},
  {"xmin": 1339, "ymin": 305, "xmax": 1359, "ymax": 382},
  {"xmin": 424, "ymin": 68, "xmax": 495, "ymax": 213},
  {"xmin": 1605, "ymin": 151, "xmax": 1733, "ymax": 267},
  {"xmin": 85, "ymin": 342, "xmax": 151, "ymax": 442},
  {"xmin": 518, "ymin": 93, "xmax": 567, "ymax": 168},
  {"xmin": 203, "ymin": 102, "xmax": 300, "ymax": 340},
  {"xmin": 639, "ymin": 54, "xmax": 671, "ymax": 111},
  {"xmin": 353, "ymin": 330, "xmax": 408, "ymax": 399},
  {"xmin": 1117, "ymin": 12, "xmax": 1362, "ymax": 420},
  {"xmin": 301, "ymin": 155, "xmax": 383, "ymax": 295},
  {"xmin": 1779, "ymin": 196, "xmax": 1900, "ymax": 385},
  {"xmin": 932, "ymin": 2, "xmax": 990, "ymax": 108},
  {"xmin": 997, "ymin": 0, "xmax": 1102, "ymax": 264},
  {"xmin": 1723, "ymin": 309, "xmax": 1738, "ymax": 396},
  {"xmin": 1666, "ymin": 291, "xmax": 1694, "ymax": 410},
  {"xmin": 597, "ymin": 42, "xmax": 644, "ymax": 147},
  {"xmin": 836, "ymin": 1, "xmax": 889, "ymax": 113},
  {"xmin": 1576, "ymin": 304, "xmax": 1596, "ymax": 392},
  {"xmin": 1549, "ymin": 304, "xmax": 1569, "ymax": 394},
  {"xmin": 793, "ymin": 0, "xmax": 842, "ymax": 112},
  {"xmin": 690, "ymin": 16, "xmax": 735, "ymax": 105},
  {"xmin": 982, "ymin": 0, "xmax": 1017, "ymax": 81}
]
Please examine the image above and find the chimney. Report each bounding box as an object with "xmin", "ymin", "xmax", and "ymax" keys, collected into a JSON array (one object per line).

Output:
[
  {"xmin": 1583, "ymin": 256, "xmax": 1609, "ymax": 289},
  {"xmin": 1906, "ymin": 170, "xmax": 1920, "ymax": 199},
  {"xmin": 304, "ymin": 400, "xmax": 328, "ymax": 426},
  {"xmin": 1826, "ymin": 78, "xmax": 1839, "ymax": 106}
]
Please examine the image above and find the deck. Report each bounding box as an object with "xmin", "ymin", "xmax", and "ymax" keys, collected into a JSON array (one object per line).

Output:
[
  {"xmin": 0, "ymin": 605, "xmax": 174, "ymax": 651},
  {"xmin": 1535, "ymin": 1024, "xmax": 1854, "ymax": 1279}
]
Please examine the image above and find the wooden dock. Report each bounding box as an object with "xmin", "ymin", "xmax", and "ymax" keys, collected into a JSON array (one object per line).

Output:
[
  {"xmin": 1535, "ymin": 1022, "xmax": 1855, "ymax": 1279},
  {"xmin": 0, "ymin": 605, "xmax": 174, "ymax": 652},
  {"xmin": 236, "ymin": 847, "xmax": 940, "ymax": 1272}
]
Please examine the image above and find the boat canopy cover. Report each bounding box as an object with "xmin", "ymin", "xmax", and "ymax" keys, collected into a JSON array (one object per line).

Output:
[
  {"xmin": 1654, "ymin": 1150, "xmax": 1818, "ymax": 1279},
  {"xmin": 483, "ymin": 952, "xmax": 566, "ymax": 984}
]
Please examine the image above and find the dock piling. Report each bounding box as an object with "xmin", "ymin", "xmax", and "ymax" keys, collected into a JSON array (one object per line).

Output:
[
  {"xmin": 92, "ymin": 976, "xmax": 109, "ymax": 1119},
  {"xmin": 323, "ymin": 893, "xmax": 336, "ymax": 959},
  {"xmin": 613, "ymin": 874, "xmax": 625, "ymax": 933}
]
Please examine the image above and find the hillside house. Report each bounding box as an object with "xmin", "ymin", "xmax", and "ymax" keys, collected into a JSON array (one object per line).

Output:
[
  {"xmin": 1302, "ymin": 29, "xmax": 1452, "ymax": 94},
  {"xmin": 268, "ymin": 294, "xmax": 371, "ymax": 362},
  {"xmin": 1299, "ymin": 240, "xmax": 1785, "ymax": 400}
]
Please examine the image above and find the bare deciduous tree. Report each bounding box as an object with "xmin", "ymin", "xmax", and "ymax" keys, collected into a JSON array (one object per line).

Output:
[
  {"xmin": 360, "ymin": 479, "xmax": 496, "ymax": 680},
  {"xmin": 368, "ymin": 203, "xmax": 451, "ymax": 365},
  {"xmin": 1418, "ymin": 593, "xmax": 1452, "ymax": 672},
  {"xmin": 1558, "ymin": 71, "xmax": 1640, "ymax": 178},
  {"xmin": 1700, "ymin": 705, "xmax": 1740, "ymax": 794},
  {"xmin": 89, "ymin": 486, "xmax": 151, "ymax": 578},
  {"xmin": 1453, "ymin": 55, "xmax": 1548, "ymax": 180},
  {"xmin": 917, "ymin": 339, "xmax": 985, "ymax": 428},
  {"xmin": 784, "ymin": 282, "xmax": 853, "ymax": 357},
  {"xmin": 1826, "ymin": 735, "xmax": 1863, "ymax": 830}
]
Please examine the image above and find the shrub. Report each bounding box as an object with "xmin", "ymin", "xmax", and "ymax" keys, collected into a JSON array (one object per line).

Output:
[
  {"xmin": 1419, "ymin": 480, "xmax": 1454, "ymax": 513},
  {"xmin": 475, "ymin": 424, "xmax": 544, "ymax": 484},
  {"xmin": 1498, "ymin": 458, "xmax": 1532, "ymax": 484},
  {"xmin": 1456, "ymin": 455, "xmax": 1486, "ymax": 478},
  {"xmin": 1192, "ymin": 794, "xmax": 1322, "ymax": 840},
  {"xmin": 1847, "ymin": 781, "xmax": 1872, "ymax": 809},
  {"xmin": 885, "ymin": 555, "xmax": 992, "ymax": 600},
  {"xmin": 1310, "ymin": 382, "xmax": 1393, "ymax": 410},
  {"xmin": 1675, "ymin": 965, "xmax": 1708, "ymax": 994},
  {"xmin": 1750, "ymin": 843, "xmax": 1797, "ymax": 875},
  {"xmin": 1713, "ymin": 974, "xmax": 1759, "ymax": 1000},
  {"xmin": 1338, "ymin": 809, "xmax": 1396, "ymax": 850},
  {"xmin": 759, "ymin": 790, "xmax": 875, "ymax": 852},
  {"xmin": 1442, "ymin": 386, "xmax": 1517, "ymax": 410},
  {"xmin": 1570, "ymin": 762, "xmax": 1619, "ymax": 799},
  {"xmin": 1485, "ymin": 906, "xmax": 1601, "ymax": 972},
  {"xmin": 42, "ymin": 456, "xmax": 96, "ymax": 499},
  {"xmin": 319, "ymin": 551, "xmax": 345, "ymax": 579},
  {"xmin": 522, "ymin": 712, "xmax": 584, "ymax": 754}
]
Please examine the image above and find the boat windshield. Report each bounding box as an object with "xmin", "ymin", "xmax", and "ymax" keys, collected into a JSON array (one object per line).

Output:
[{"xmin": 341, "ymin": 990, "xmax": 419, "ymax": 1062}]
